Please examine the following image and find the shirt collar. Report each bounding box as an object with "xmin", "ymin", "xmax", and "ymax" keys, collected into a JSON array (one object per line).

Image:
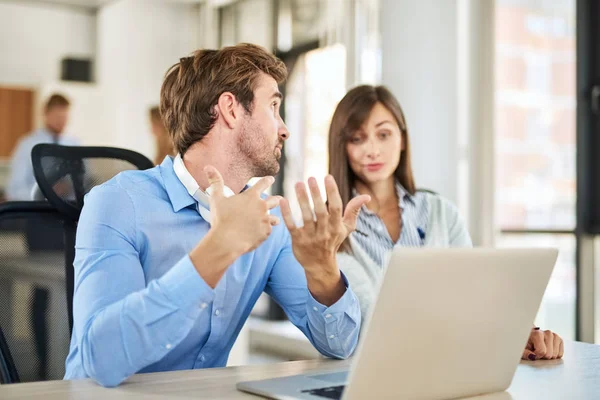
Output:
[
  {"xmin": 159, "ymin": 155, "xmax": 197, "ymax": 213},
  {"xmin": 395, "ymin": 181, "xmax": 415, "ymax": 208},
  {"xmin": 160, "ymin": 154, "xmax": 248, "ymax": 213}
]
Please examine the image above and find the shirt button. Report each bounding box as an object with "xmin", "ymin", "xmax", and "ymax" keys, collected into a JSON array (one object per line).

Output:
[
  {"xmin": 325, "ymin": 314, "xmax": 332, "ymax": 319},
  {"xmin": 329, "ymin": 335, "xmax": 335, "ymax": 339},
  {"xmin": 165, "ymin": 343, "xmax": 172, "ymax": 349},
  {"xmin": 200, "ymin": 302, "xmax": 208, "ymax": 309},
  {"xmin": 313, "ymin": 307, "xmax": 318, "ymax": 312},
  {"xmin": 199, "ymin": 354, "xmax": 205, "ymax": 362},
  {"xmin": 215, "ymin": 309, "xmax": 220, "ymax": 316}
]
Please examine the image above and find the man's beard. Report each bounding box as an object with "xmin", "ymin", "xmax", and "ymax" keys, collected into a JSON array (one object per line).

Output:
[{"xmin": 237, "ymin": 117, "xmax": 281, "ymax": 177}]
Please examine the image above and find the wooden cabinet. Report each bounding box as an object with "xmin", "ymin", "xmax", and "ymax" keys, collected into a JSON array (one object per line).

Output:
[{"xmin": 0, "ymin": 88, "xmax": 34, "ymax": 158}]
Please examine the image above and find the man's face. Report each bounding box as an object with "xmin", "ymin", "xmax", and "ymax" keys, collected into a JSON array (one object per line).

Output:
[
  {"xmin": 45, "ymin": 106, "xmax": 69, "ymax": 134},
  {"xmin": 236, "ymin": 73, "xmax": 289, "ymax": 177}
]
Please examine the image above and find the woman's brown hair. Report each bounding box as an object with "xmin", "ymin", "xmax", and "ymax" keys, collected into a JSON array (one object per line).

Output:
[{"xmin": 328, "ymin": 85, "xmax": 416, "ymax": 250}]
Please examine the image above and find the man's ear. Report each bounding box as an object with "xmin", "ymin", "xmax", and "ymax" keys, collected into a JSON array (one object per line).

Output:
[{"xmin": 216, "ymin": 92, "xmax": 240, "ymax": 129}]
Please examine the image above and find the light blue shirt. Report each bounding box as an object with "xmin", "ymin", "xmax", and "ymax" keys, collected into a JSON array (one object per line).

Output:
[
  {"xmin": 6, "ymin": 128, "xmax": 80, "ymax": 200},
  {"xmin": 353, "ymin": 182, "xmax": 429, "ymax": 267},
  {"xmin": 64, "ymin": 156, "xmax": 361, "ymax": 387}
]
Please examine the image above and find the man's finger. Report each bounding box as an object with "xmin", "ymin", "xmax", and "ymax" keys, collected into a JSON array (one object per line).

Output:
[
  {"xmin": 342, "ymin": 194, "xmax": 371, "ymax": 232},
  {"xmin": 265, "ymin": 195, "xmax": 282, "ymax": 210},
  {"xmin": 308, "ymin": 177, "xmax": 328, "ymax": 234},
  {"xmin": 279, "ymin": 198, "xmax": 297, "ymax": 233},
  {"xmin": 204, "ymin": 165, "xmax": 225, "ymax": 198},
  {"xmin": 530, "ymin": 330, "xmax": 547, "ymax": 359},
  {"xmin": 295, "ymin": 182, "xmax": 315, "ymax": 230},
  {"xmin": 324, "ymin": 175, "xmax": 343, "ymax": 226},
  {"xmin": 250, "ymin": 176, "xmax": 275, "ymax": 195},
  {"xmin": 522, "ymin": 348, "xmax": 537, "ymax": 361},
  {"xmin": 269, "ymin": 215, "xmax": 280, "ymax": 226}
]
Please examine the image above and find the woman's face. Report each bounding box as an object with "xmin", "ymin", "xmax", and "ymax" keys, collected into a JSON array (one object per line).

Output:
[{"xmin": 345, "ymin": 102, "xmax": 403, "ymax": 185}]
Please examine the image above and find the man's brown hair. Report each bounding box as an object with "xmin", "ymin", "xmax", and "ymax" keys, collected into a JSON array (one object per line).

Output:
[
  {"xmin": 45, "ymin": 93, "xmax": 70, "ymax": 111},
  {"xmin": 160, "ymin": 43, "xmax": 287, "ymax": 155}
]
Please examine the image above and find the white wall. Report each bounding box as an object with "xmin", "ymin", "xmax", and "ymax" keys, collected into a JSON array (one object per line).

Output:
[
  {"xmin": 0, "ymin": 1, "xmax": 96, "ymax": 87},
  {"xmin": 97, "ymin": 0, "xmax": 200, "ymax": 159},
  {"xmin": 37, "ymin": 82, "xmax": 110, "ymax": 146},
  {"xmin": 380, "ymin": 0, "xmax": 495, "ymax": 245},
  {"xmin": 380, "ymin": 0, "xmax": 459, "ymax": 204}
]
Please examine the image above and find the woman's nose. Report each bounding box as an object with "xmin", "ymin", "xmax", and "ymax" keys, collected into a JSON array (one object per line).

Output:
[{"xmin": 365, "ymin": 139, "xmax": 381, "ymax": 158}]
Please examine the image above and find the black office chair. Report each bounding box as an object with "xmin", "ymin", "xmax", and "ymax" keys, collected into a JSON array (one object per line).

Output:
[
  {"xmin": 0, "ymin": 324, "xmax": 19, "ymax": 384},
  {"xmin": 0, "ymin": 146, "xmax": 153, "ymax": 384},
  {"xmin": 30, "ymin": 144, "xmax": 154, "ymax": 332},
  {"xmin": 0, "ymin": 201, "xmax": 70, "ymax": 383}
]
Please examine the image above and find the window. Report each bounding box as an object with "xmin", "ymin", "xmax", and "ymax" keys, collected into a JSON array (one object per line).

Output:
[
  {"xmin": 495, "ymin": 0, "xmax": 576, "ymax": 339},
  {"xmin": 283, "ymin": 44, "xmax": 347, "ymax": 221}
]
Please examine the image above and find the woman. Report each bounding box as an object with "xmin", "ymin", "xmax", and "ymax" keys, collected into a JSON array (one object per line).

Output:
[
  {"xmin": 329, "ymin": 85, "xmax": 563, "ymax": 360},
  {"xmin": 149, "ymin": 106, "xmax": 175, "ymax": 165}
]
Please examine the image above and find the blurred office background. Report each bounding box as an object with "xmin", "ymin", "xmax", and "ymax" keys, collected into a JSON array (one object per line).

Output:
[{"xmin": 0, "ymin": 0, "xmax": 597, "ymax": 372}]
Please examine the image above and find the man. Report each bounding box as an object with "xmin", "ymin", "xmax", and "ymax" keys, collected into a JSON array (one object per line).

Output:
[
  {"xmin": 6, "ymin": 93, "xmax": 80, "ymax": 200},
  {"xmin": 64, "ymin": 44, "xmax": 370, "ymax": 387}
]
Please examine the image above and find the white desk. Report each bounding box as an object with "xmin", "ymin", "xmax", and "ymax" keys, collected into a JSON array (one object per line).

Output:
[{"xmin": 1, "ymin": 341, "xmax": 599, "ymax": 399}]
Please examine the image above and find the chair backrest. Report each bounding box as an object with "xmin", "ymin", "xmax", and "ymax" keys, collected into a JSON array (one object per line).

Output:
[
  {"xmin": 0, "ymin": 324, "xmax": 19, "ymax": 384},
  {"xmin": 30, "ymin": 145, "xmax": 154, "ymax": 336},
  {"xmin": 31, "ymin": 144, "xmax": 155, "ymax": 221},
  {"xmin": 0, "ymin": 201, "xmax": 71, "ymax": 383}
]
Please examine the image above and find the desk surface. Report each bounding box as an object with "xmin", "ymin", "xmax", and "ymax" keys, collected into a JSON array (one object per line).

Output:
[{"xmin": 1, "ymin": 341, "xmax": 599, "ymax": 399}]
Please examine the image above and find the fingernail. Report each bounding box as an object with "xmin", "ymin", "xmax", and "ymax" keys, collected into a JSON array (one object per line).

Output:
[{"xmin": 528, "ymin": 354, "xmax": 536, "ymax": 361}]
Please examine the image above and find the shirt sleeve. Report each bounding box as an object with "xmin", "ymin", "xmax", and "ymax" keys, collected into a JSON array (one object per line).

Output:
[
  {"xmin": 442, "ymin": 197, "xmax": 473, "ymax": 247},
  {"xmin": 71, "ymin": 183, "xmax": 215, "ymax": 387},
  {"xmin": 264, "ymin": 223, "xmax": 361, "ymax": 359}
]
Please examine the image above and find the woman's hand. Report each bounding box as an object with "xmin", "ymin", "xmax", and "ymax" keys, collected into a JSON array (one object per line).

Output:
[{"xmin": 522, "ymin": 327, "xmax": 564, "ymax": 360}]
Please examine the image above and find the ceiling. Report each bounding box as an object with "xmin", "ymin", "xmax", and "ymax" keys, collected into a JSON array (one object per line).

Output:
[
  {"xmin": 27, "ymin": 0, "xmax": 211, "ymax": 10},
  {"xmin": 31, "ymin": 0, "xmax": 115, "ymax": 8}
]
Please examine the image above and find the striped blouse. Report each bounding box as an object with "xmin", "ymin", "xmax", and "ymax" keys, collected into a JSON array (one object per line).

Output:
[{"xmin": 352, "ymin": 181, "xmax": 429, "ymax": 268}]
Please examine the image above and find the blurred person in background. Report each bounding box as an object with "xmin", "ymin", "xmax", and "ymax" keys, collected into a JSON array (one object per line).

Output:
[
  {"xmin": 149, "ymin": 106, "xmax": 175, "ymax": 165},
  {"xmin": 6, "ymin": 93, "xmax": 80, "ymax": 200},
  {"xmin": 329, "ymin": 84, "xmax": 564, "ymax": 361}
]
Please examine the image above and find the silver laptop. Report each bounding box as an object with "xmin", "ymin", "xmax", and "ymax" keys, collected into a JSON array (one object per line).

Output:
[{"xmin": 237, "ymin": 248, "xmax": 557, "ymax": 400}]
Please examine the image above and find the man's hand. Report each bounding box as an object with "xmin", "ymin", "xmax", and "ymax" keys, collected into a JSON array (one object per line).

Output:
[
  {"xmin": 204, "ymin": 166, "xmax": 281, "ymax": 253},
  {"xmin": 189, "ymin": 166, "xmax": 281, "ymax": 287},
  {"xmin": 280, "ymin": 175, "xmax": 370, "ymax": 306},
  {"xmin": 522, "ymin": 328, "xmax": 564, "ymax": 361}
]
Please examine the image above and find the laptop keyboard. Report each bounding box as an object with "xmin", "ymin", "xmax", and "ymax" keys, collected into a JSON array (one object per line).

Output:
[{"xmin": 301, "ymin": 385, "xmax": 345, "ymax": 399}]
